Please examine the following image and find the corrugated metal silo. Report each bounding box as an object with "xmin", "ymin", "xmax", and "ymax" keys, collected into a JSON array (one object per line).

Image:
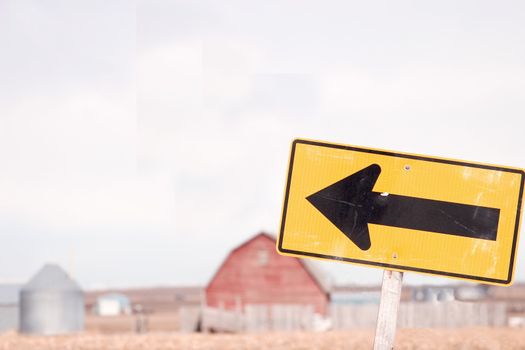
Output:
[
  {"xmin": 19, "ymin": 264, "xmax": 84, "ymax": 335},
  {"xmin": 0, "ymin": 284, "xmax": 21, "ymax": 332}
]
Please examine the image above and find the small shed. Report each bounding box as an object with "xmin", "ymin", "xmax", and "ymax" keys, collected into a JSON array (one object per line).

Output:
[
  {"xmin": 19, "ymin": 264, "xmax": 84, "ymax": 335},
  {"xmin": 94, "ymin": 293, "xmax": 131, "ymax": 316},
  {"xmin": 0, "ymin": 284, "xmax": 21, "ymax": 332},
  {"xmin": 206, "ymin": 232, "xmax": 331, "ymax": 315}
]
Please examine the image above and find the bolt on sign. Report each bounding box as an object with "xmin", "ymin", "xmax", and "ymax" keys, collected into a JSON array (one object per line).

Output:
[{"xmin": 277, "ymin": 139, "xmax": 525, "ymax": 285}]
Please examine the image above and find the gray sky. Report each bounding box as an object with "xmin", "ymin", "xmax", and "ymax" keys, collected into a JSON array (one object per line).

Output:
[{"xmin": 1, "ymin": 0, "xmax": 525, "ymax": 289}]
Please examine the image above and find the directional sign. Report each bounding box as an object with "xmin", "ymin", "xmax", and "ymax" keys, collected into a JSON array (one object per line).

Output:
[{"xmin": 277, "ymin": 139, "xmax": 525, "ymax": 285}]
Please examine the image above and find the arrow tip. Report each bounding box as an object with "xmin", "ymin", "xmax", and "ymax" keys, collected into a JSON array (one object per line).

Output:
[{"xmin": 307, "ymin": 164, "xmax": 381, "ymax": 251}]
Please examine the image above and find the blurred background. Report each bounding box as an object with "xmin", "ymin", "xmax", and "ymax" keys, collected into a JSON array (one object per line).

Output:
[{"xmin": 1, "ymin": 0, "xmax": 525, "ymax": 345}]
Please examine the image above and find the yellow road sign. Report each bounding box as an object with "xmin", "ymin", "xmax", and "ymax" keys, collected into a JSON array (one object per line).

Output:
[{"xmin": 277, "ymin": 139, "xmax": 525, "ymax": 285}]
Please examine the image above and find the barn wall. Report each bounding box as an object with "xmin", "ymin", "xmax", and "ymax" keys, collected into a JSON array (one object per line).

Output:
[{"xmin": 206, "ymin": 234, "xmax": 328, "ymax": 314}]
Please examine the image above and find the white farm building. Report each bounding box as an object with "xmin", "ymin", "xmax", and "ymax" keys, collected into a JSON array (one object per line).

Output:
[{"xmin": 93, "ymin": 293, "xmax": 131, "ymax": 316}]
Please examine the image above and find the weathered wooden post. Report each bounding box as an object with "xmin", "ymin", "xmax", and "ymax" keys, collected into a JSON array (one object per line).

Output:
[{"xmin": 373, "ymin": 270, "xmax": 404, "ymax": 350}]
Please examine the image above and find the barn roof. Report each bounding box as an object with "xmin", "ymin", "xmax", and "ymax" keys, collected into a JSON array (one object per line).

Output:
[{"xmin": 210, "ymin": 232, "xmax": 332, "ymax": 294}]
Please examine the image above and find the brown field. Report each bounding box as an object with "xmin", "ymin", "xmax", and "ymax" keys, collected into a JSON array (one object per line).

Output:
[
  {"xmin": 1, "ymin": 328, "xmax": 525, "ymax": 350},
  {"xmin": 85, "ymin": 313, "xmax": 181, "ymax": 333}
]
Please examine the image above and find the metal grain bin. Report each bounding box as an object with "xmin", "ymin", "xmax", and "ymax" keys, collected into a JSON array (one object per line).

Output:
[
  {"xmin": 19, "ymin": 264, "xmax": 84, "ymax": 335},
  {"xmin": 0, "ymin": 284, "xmax": 21, "ymax": 332}
]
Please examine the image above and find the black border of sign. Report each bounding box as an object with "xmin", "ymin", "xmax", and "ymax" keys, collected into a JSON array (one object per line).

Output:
[{"xmin": 278, "ymin": 139, "xmax": 525, "ymax": 285}]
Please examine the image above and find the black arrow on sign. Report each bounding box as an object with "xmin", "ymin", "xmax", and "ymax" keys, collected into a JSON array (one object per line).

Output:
[{"xmin": 306, "ymin": 164, "xmax": 500, "ymax": 251}]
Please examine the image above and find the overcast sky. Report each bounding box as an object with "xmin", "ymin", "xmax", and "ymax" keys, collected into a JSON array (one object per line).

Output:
[{"xmin": 1, "ymin": 0, "xmax": 525, "ymax": 289}]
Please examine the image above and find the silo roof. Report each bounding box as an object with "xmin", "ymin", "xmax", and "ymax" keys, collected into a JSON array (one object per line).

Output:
[{"xmin": 22, "ymin": 264, "xmax": 82, "ymax": 292}]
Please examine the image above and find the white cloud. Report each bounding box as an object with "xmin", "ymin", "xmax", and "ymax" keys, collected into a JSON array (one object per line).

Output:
[
  {"xmin": 2, "ymin": 0, "xmax": 525, "ymax": 287},
  {"xmin": 0, "ymin": 91, "xmax": 135, "ymax": 179},
  {"xmin": 0, "ymin": 175, "xmax": 176, "ymax": 232}
]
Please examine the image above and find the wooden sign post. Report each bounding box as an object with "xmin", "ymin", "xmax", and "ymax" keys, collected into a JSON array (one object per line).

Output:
[{"xmin": 373, "ymin": 270, "xmax": 404, "ymax": 350}]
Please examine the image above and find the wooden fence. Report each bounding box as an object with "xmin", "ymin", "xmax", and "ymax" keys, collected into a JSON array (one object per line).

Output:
[
  {"xmin": 193, "ymin": 304, "xmax": 319, "ymax": 332},
  {"xmin": 180, "ymin": 301, "xmax": 507, "ymax": 332},
  {"xmin": 244, "ymin": 304, "xmax": 318, "ymax": 331},
  {"xmin": 331, "ymin": 301, "xmax": 507, "ymax": 329}
]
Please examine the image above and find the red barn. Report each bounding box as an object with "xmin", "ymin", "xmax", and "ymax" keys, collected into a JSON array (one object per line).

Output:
[{"xmin": 205, "ymin": 232, "xmax": 330, "ymax": 315}]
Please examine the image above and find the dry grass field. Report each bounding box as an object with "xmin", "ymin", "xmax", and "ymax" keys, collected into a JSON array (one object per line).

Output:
[
  {"xmin": 1, "ymin": 328, "xmax": 525, "ymax": 350},
  {"xmin": 85, "ymin": 314, "xmax": 180, "ymax": 333}
]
